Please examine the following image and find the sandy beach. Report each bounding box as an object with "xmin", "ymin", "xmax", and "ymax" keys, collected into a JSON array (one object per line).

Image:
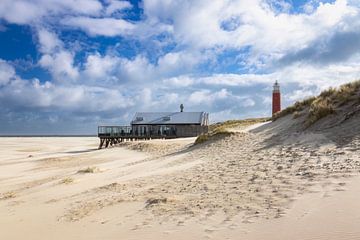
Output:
[
  {"xmin": 1, "ymin": 118, "xmax": 359, "ymax": 240},
  {"xmin": 2, "ymin": 1, "xmax": 360, "ymax": 239}
]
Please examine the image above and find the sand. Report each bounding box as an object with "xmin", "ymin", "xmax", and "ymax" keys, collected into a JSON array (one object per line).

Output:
[{"xmin": 0, "ymin": 121, "xmax": 360, "ymax": 239}]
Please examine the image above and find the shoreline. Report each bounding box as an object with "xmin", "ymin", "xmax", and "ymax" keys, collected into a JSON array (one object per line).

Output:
[{"xmin": 0, "ymin": 135, "xmax": 97, "ymax": 137}]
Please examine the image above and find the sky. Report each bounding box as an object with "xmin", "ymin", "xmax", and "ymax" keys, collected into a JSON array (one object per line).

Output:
[{"xmin": 1, "ymin": 0, "xmax": 360, "ymax": 135}]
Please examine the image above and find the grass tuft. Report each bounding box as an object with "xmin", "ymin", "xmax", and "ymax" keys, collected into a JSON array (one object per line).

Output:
[
  {"xmin": 272, "ymin": 96, "xmax": 316, "ymax": 121},
  {"xmin": 1, "ymin": 191, "xmax": 16, "ymax": 200},
  {"xmin": 292, "ymin": 111, "xmax": 302, "ymax": 119},
  {"xmin": 195, "ymin": 118, "xmax": 269, "ymax": 145},
  {"xmin": 77, "ymin": 167, "xmax": 99, "ymax": 174},
  {"xmin": 59, "ymin": 177, "xmax": 74, "ymax": 184},
  {"xmin": 145, "ymin": 198, "xmax": 167, "ymax": 208},
  {"xmin": 306, "ymin": 97, "xmax": 335, "ymax": 126},
  {"xmin": 319, "ymin": 87, "xmax": 336, "ymax": 98},
  {"xmin": 209, "ymin": 118, "xmax": 270, "ymax": 132},
  {"xmin": 194, "ymin": 134, "xmax": 209, "ymax": 144}
]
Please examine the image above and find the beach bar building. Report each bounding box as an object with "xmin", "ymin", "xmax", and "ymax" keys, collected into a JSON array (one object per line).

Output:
[
  {"xmin": 131, "ymin": 112, "xmax": 209, "ymax": 137},
  {"xmin": 98, "ymin": 108, "xmax": 209, "ymax": 148}
]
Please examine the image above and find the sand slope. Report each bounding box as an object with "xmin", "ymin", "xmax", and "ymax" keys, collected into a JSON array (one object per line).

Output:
[{"xmin": 0, "ymin": 114, "xmax": 360, "ymax": 240}]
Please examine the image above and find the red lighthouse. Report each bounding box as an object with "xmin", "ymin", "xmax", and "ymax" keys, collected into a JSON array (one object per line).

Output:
[{"xmin": 272, "ymin": 80, "xmax": 281, "ymax": 116}]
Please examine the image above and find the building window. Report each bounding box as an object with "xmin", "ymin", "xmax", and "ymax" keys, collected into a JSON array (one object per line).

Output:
[{"xmin": 163, "ymin": 116, "xmax": 171, "ymax": 121}]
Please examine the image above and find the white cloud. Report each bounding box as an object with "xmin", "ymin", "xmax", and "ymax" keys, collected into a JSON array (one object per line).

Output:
[
  {"xmin": 117, "ymin": 55, "xmax": 155, "ymax": 82},
  {"xmin": 198, "ymin": 73, "xmax": 271, "ymax": 86},
  {"xmin": 84, "ymin": 53, "xmax": 119, "ymax": 79},
  {"xmin": 39, "ymin": 51, "xmax": 79, "ymax": 81},
  {"xmin": 4, "ymin": 0, "xmax": 358, "ymax": 71},
  {"xmin": 162, "ymin": 76, "xmax": 195, "ymax": 87},
  {"xmin": 82, "ymin": 51, "xmax": 202, "ymax": 85},
  {"xmin": 164, "ymin": 59, "xmax": 360, "ymax": 91},
  {"xmin": 157, "ymin": 51, "xmax": 203, "ymax": 76},
  {"xmin": 302, "ymin": 0, "xmax": 320, "ymax": 14},
  {"xmin": 105, "ymin": 0, "xmax": 132, "ymax": 16},
  {"xmin": 142, "ymin": 0, "xmax": 359, "ymax": 66},
  {"xmin": 37, "ymin": 29, "xmax": 62, "ymax": 54},
  {"xmin": 210, "ymin": 109, "xmax": 241, "ymax": 123},
  {"xmin": 0, "ymin": 1, "xmax": 43, "ymax": 24},
  {"xmin": 62, "ymin": 17, "xmax": 135, "ymax": 36},
  {"xmin": 0, "ymin": 60, "xmax": 16, "ymax": 86},
  {"xmin": 83, "ymin": 53, "xmax": 155, "ymax": 83},
  {"xmin": 242, "ymin": 98, "xmax": 256, "ymax": 107},
  {"xmin": 0, "ymin": 0, "xmax": 103, "ymax": 24},
  {"xmin": 264, "ymin": 0, "xmax": 292, "ymax": 14},
  {"xmin": 0, "ymin": 73, "xmax": 133, "ymax": 112},
  {"xmin": 53, "ymin": 0, "xmax": 103, "ymax": 15},
  {"xmin": 163, "ymin": 92, "xmax": 180, "ymax": 104},
  {"xmin": 36, "ymin": 29, "xmax": 79, "ymax": 82},
  {"xmin": 285, "ymin": 88, "xmax": 317, "ymax": 102},
  {"xmin": 188, "ymin": 88, "xmax": 230, "ymax": 105}
]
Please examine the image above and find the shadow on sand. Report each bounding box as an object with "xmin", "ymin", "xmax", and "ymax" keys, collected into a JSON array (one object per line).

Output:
[{"xmin": 63, "ymin": 148, "xmax": 99, "ymax": 154}]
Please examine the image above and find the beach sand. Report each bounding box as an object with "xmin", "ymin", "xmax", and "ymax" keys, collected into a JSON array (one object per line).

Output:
[{"xmin": 0, "ymin": 121, "xmax": 360, "ymax": 239}]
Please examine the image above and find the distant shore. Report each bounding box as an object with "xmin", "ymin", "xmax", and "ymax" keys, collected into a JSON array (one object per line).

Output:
[{"xmin": 0, "ymin": 135, "xmax": 97, "ymax": 137}]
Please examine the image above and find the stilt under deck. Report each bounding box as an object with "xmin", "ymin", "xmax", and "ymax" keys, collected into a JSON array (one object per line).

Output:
[
  {"xmin": 97, "ymin": 125, "xmax": 206, "ymax": 149},
  {"xmin": 98, "ymin": 135, "xmax": 176, "ymax": 149}
]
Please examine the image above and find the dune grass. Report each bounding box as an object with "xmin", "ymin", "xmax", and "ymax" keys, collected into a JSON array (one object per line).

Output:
[
  {"xmin": 272, "ymin": 96, "xmax": 316, "ymax": 121},
  {"xmin": 306, "ymin": 97, "xmax": 335, "ymax": 126},
  {"xmin": 77, "ymin": 166, "xmax": 99, "ymax": 174},
  {"xmin": 194, "ymin": 131, "xmax": 233, "ymax": 145},
  {"xmin": 209, "ymin": 118, "xmax": 270, "ymax": 132},
  {"xmin": 194, "ymin": 134, "xmax": 210, "ymax": 144},
  {"xmin": 59, "ymin": 177, "xmax": 74, "ymax": 184},
  {"xmin": 1, "ymin": 191, "xmax": 16, "ymax": 200},
  {"xmin": 273, "ymin": 80, "xmax": 360, "ymax": 125},
  {"xmin": 195, "ymin": 117, "xmax": 269, "ymax": 145}
]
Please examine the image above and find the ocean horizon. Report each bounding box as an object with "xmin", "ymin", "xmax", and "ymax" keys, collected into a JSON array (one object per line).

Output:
[{"xmin": 0, "ymin": 135, "xmax": 97, "ymax": 137}]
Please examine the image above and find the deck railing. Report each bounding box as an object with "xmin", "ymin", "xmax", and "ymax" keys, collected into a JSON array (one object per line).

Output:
[
  {"xmin": 98, "ymin": 126, "xmax": 133, "ymax": 137},
  {"xmin": 97, "ymin": 125, "xmax": 207, "ymax": 148},
  {"xmin": 97, "ymin": 125, "xmax": 179, "ymax": 138}
]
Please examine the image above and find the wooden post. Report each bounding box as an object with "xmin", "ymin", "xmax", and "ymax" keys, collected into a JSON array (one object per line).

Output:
[{"xmin": 99, "ymin": 138, "xmax": 105, "ymax": 149}]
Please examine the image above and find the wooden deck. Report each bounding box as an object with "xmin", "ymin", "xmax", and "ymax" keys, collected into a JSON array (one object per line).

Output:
[
  {"xmin": 97, "ymin": 135, "xmax": 177, "ymax": 149},
  {"xmin": 97, "ymin": 126, "xmax": 177, "ymax": 149}
]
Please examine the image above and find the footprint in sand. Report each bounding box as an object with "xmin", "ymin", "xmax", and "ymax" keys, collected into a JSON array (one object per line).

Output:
[
  {"xmin": 204, "ymin": 228, "xmax": 213, "ymax": 232},
  {"xmin": 131, "ymin": 224, "xmax": 140, "ymax": 230}
]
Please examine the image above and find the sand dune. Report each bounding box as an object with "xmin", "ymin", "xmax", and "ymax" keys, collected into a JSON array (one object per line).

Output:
[{"xmin": 0, "ymin": 114, "xmax": 360, "ymax": 240}]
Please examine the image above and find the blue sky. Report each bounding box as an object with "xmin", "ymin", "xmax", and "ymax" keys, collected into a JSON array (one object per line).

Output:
[{"xmin": 0, "ymin": 0, "xmax": 360, "ymax": 134}]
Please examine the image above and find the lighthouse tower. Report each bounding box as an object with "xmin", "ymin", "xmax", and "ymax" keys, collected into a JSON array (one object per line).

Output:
[{"xmin": 272, "ymin": 80, "xmax": 281, "ymax": 116}]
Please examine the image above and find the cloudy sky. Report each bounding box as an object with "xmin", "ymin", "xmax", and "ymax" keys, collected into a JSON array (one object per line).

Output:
[{"xmin": 0, "ymin": 0, "xmax": 360, "ymax": 134}]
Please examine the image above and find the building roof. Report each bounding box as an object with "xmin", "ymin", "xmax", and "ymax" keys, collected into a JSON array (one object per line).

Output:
[{"xmin": 131, "ymin": 112, "xmax": 209, "ymax": 125}]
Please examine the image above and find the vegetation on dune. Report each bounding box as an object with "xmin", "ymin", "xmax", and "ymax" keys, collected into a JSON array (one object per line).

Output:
[
  {"xmin": 195, "ymin": 117, "xmax": 270, "ymax": 145},
  {"xmin": 196, "ymin": 80, "xmax": 360, "ymax": 142},
  {"xmin": 272, "ymin": 96, "xmax": 316, "ymax": 121},
  {"xmin": 273, "ymin": 80, "xmax": 360, "ymax": 126},
  {"xmin": 194, "ymin": 131, "xmax": 233, "ymax": 145},
  {"xmin": 194, "ymin": 134, "xmax": 210, "ymax": 144},
  {"xmin": 209, "ymin": 118, "xmax": 270, "ymax": 132},
  {"xmin": 292, "ymin": 111, "xmax": 302, "ymax": 119},
  {"xmin": 306, "ymin": 97, "xmax": 335, "ymax": 126},
  {"xmin": 59, "ymin": 177, "xmax": 74, "ymax": 184},
  {"xmin": 77, "ymin": 166, "xmax": 99, "ymax": 174},
  {"xmin": 1, "ymin": 191, "xmax": 16, "ymax": 200}
]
